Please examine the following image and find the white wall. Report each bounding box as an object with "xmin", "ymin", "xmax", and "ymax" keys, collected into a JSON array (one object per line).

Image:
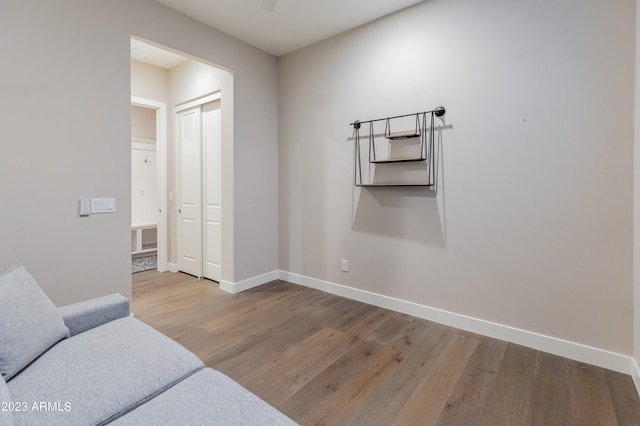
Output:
[
  {"xmin": 634, "ymin": 0, "xmax": 640, "ymax": 389},
  {"xmin": 131, "ymin": 146, "xmax": 158, "ymax": 227},
  {"xmin": 131, "ymin": 105, "xmax": 156, "ymax": 141},
  {"xmin": 131, "ymin": 60, "xmax": 169, "ymax": 104},
  {"xmin": 0, "ymin": 0, "xmax": 278, "ymax": 304},
  {"xmin": 279, "ymin": 0, "xmax": 634, "ymax": 356}
]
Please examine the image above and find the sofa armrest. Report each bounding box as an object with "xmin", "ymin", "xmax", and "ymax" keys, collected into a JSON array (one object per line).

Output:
[{"xmin": 57, "ymin": 294, "xmax": 129, "ymax": 336}]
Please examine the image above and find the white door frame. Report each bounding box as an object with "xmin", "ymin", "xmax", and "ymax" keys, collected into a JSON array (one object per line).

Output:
[
  {"xmin": 131, "ymin": 96, "xmax": 168, "ymax": 272},
  {"xmin": 175, "ymin": 92, "xmax": 222, "ymax": 279}
]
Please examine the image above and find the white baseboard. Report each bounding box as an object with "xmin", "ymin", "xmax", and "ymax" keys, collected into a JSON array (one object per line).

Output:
[
  {"xmin": 168, "ymin": 263, "xmax": 179, "ymax": 273},
  {"xmin": 219, "ymin": 270, "xmax": 280, "ymax": 294},
  {"xmin": 632, "ymin": 358, "xmax": 640, "ymax": 397},
  {"xmin": 278, "ymin": 270, "xmax": 634, "ymax": 375},
  {"xmin": 213, "ymin": 268, "xmax": 634, "ymax": 375}
]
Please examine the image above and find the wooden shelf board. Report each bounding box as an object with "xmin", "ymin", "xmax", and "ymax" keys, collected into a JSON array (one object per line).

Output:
[
  {"xmin": 370, "ymin": 158, "xmax": 426, "ymax": 164},
  {"xmin": 357, "ymin": 183, "xmax": 434, "ymax": 187},
  {"xmin": 132, "ymin": 223, "xmax": 157, "ymax": 230},
  {"xmin": 386, "ymin": 131, "xmax": 421, "ymax": 140},
  {"xmin": 132, "ymin": 247, "xmax": 157, "ymax": 255}
]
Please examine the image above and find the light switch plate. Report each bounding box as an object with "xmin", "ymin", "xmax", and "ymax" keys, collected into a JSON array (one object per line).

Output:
[
  {"xmin": 90, "ymin": 197, "xmax": 116, "ymax": 214},
  {"xmin": 79, "ymin": 198, "xmax": 91, "ymax": 216}
]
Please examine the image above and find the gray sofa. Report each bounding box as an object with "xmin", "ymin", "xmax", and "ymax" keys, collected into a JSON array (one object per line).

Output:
[{"xmin": 0, "ymin": 265, "xmax": 297, "ymax": 426}]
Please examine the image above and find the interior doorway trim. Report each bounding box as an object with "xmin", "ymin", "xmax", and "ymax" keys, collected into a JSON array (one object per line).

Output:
[{"xmin": 131, "ymin": 96, "xmax": 168, "ymax": 272}]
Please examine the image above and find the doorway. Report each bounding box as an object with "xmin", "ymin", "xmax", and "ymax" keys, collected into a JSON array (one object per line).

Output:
[
  {"xmin": 130, "ymin": 37, "xmax": 233, "ymax": 284},
  {"xmin": 130, "ymin": 97, "xmax": 168, "ymax": 273}
]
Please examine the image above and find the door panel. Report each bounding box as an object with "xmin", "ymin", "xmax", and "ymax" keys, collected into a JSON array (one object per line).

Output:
[
  {"xmin": 177, "ymin": 107, "xmax": 202, "ymax": 277},
  {"xmin": 202, "ymin": 100, "xmax": 221, "ymax": 281}
]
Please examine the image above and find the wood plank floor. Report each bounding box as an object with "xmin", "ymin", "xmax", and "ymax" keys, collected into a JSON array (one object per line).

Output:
[{"xmin": 132, "ymin": 271, "xmax": 640, "ymax": 425}]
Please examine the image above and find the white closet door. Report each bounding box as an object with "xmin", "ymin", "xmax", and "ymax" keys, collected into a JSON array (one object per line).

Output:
[
  {"xmin": 202, "ymin": 100, "xmax": 221, "ymax": 282},
  {"xmin": 177, "ymin": 106, "xmax": 203, "ymax": 278}
]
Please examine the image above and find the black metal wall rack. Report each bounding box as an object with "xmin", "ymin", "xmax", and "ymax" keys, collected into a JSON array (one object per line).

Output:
[{"xmin": 350, "ymin": 106, "xmax": 445, "ymax": 187}]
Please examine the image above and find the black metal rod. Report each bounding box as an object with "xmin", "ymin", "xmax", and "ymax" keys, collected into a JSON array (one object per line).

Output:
[
  {"xmin": 420, "ymin": 112, "xmax": 427, "ymax": 160},
  {"xmin": 350, "ymin": 106, "xmax": 445, "ymax": 128},
  {"xmin": 369, "ymin": 121, "xmax": 376, "ymax": 163}
]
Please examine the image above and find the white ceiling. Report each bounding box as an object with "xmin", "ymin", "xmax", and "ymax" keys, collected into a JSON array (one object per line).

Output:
[
  {"xmin": 131, "ymin": 39, "xmax": 189, "ymax": 69},
  {"xmin": 155, "ymin": 0, "xmax": 425, "ymax": 57}
]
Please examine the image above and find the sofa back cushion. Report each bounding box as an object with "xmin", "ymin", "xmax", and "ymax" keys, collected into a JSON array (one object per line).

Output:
[
  {"xmin": 0, "ymin": 265, "xmax": 69, "ymax": 381},
  {"xmin": 0, "ymin": 374, "xmax": 14, "ymax": 425},
  {"xmin": 7, "ymin": 317, "xmax": 203, "ymax": 425}
]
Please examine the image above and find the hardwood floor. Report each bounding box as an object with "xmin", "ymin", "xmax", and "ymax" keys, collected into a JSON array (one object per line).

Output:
[{"xmin": 132, "ymin": 271, "xmax": 640, "ymax": 425}]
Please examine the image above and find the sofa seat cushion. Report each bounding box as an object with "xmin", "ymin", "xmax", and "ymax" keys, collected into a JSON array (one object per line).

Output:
[
  {"xmin": 112, "ymin": 368, "xmax": 298, "ymax": 426},
  {"xmin": 7, "ymin": 316, "xmax": 203, "ymax": 426},
  {"xmin": 0, "ymin": 375, "xmax": 14, "ymax": 426},
  {"xmin": 0, "ymin": 265, "xmax": 69, "ymax": 381}
]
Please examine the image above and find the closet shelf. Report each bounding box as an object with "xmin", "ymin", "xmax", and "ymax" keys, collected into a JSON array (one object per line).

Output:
[
  {"xmin": 131, "ymin": 225, "xmax": 157, "ymax": 255},
  {"xmin": 131, "ymin": 137, "xmax": 156, "ymax": 144}
]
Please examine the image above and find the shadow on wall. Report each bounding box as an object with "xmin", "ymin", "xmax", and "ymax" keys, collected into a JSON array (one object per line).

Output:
[{"xmin": 351, "ymin": 127, "xmax": 451, "ymax": 249}]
